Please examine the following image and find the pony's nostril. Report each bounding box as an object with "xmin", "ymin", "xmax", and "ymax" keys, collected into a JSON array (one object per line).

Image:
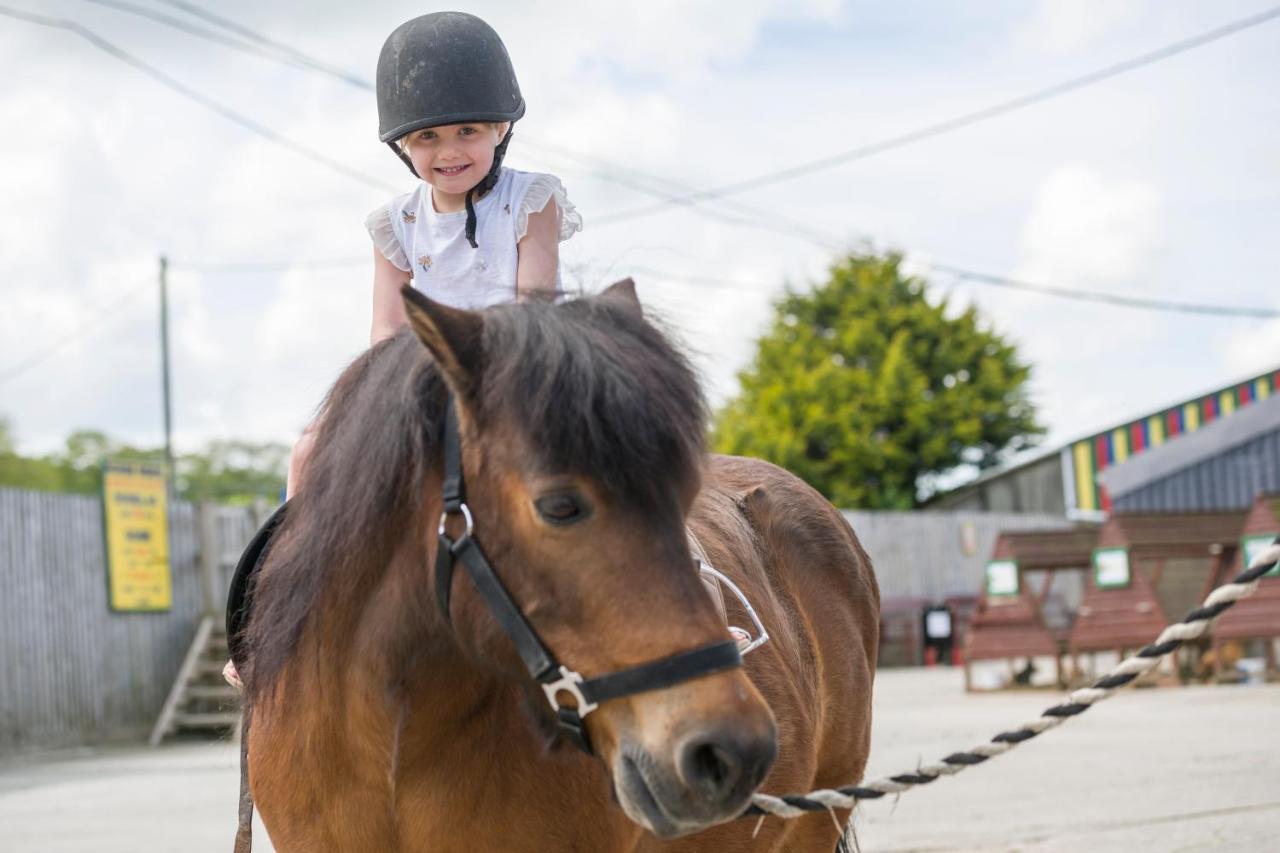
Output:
[
  {"xmin": 686, "ymin": 740, "xmax": 741, "ymax": 796},
  {"xmin": 679, "ymin": 728, "xmax": 779, "ymax": 804}
]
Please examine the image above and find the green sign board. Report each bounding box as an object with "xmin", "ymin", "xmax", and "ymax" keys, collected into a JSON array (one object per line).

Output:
[
  {"xmin": 1093, "ymin": 547, "xmax": 1131, "ymax": 590},
  {"xmin": 1241, "ymin": 534, "xmax": 1279, "ymax": 578},
  {"xmin": 985, "ymin": 559, "xmax": 1019, "ymax": 597}
]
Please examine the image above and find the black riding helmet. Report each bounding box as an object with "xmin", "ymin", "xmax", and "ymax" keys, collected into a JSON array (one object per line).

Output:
[{"xmin": 377, "ymin": 12, "xmax": 526, "ymax": 248}]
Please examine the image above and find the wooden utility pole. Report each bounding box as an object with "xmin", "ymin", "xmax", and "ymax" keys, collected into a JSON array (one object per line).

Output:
[{"xmin": 159, "ymin": 255, "xmax": 174, "ymax": 479}]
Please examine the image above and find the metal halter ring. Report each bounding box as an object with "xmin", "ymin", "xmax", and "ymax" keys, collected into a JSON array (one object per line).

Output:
[
  {"xmin": 438, "ymin": 502, "xmax": 475, "ymax": 539},
  {"xmin": 542, "ymin": 665, "xmax": 599, "ymax": 717},
  {"xmin": 698, "ymin": 562, "xmax": 770, "ymax": 656}
]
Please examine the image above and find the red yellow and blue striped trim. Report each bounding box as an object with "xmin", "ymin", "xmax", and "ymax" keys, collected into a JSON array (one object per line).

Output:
[{"xmin": 1068, "ymin": 368, "xmax": 1279, "ymax": 513}]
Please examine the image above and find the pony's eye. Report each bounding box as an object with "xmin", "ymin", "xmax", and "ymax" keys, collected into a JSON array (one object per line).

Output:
[{"xmin": 534, "ymin": 493, "xmax": 588, "ymax": 525}]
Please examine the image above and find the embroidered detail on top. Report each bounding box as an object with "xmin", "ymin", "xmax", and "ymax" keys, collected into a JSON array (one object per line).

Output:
[
  {"xmin": 402, "ymin": 210, "xmax": 417, "ymax": 223},
  {"xmin": 504, "ymin": 203, "xmax": 511, "ymax": 214},
  {"xmin": 418, "ymin": 255, "xmax": 432, "ymax": 272}
]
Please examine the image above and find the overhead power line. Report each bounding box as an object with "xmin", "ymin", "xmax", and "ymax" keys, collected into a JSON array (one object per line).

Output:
[
  {"xmin": 12, "ymin": 6, "xmax": 1276, "ymax": 323},
  {"xmin": 172, "ymin": 257, "xmax": 369, "ymax": 274},
  {"xmin": 151, "ymin": 0, "xmax": 371, "ymax": 89},
  {"xmin": 519, "ymin": 138, "xmax": 844, "ymax": 250},
  {"xmin": 79, "ymin": 0, "xmax": 325, "ymax": 74},
  {"xmin": 95, "ymin": 1, "xmax": 1279, "ymax": 281},
  {"xmin": 929, "ymin": 265, "xmax": 1280, "ymax": 319},
  {"xmin": 592, "ymin": 5, "xmax": 1280, "ymax": 225},
  {"xmin": 172, "ymin": 252, "xmax": 1280, "ymax": 320},
  {"xmin": 101, "ymin": 1, "xmax": 1280, "ymax": 262},
  {"xmin": 81, "ymin": 0, "xmax": 832, "ymax": 248},
  {"xmin": 0, "ymin": 5, "xmax": 397, "ymax": 193}
]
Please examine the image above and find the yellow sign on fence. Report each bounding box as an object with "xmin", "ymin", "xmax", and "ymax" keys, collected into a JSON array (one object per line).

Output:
[{"xmin": 103, "ymin": 459, "xmax": 171, "ymax": 611}]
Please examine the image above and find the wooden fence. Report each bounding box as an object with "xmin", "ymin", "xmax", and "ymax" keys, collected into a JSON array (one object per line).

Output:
[
  {"xmin": 0, "ymin": 484, "xmax": 1075, "ymax": 753},
  {"xmin": 0, "ymin": 487, "xmax": 260, "ymax": 756}
]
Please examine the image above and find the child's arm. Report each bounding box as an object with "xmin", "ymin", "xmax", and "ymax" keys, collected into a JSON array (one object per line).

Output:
[
  {"xmin": 371, "ymin": 246, "xmax": 411, "ymax": 344},
  {"xmin": 516, "ymin": 201, "xmax": 561, "ymax": 301}
]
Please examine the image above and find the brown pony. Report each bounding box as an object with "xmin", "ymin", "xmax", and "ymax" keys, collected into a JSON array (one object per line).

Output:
[{"xmin": 241, "ymin": 281, "xmax": 879, "ymax": 852}]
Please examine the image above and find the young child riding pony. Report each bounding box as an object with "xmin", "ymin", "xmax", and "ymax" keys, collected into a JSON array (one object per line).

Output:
[
  {"xmin": 224, "ymin": 11, "xmax": 581, "ymax": 689},
  {"xmin": 290, "ymin": 10, "xmax": 581, "ymax": 495}
]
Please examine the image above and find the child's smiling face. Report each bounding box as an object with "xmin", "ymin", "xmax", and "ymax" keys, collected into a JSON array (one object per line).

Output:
[{"xmin": 404, "ymin": 122, "xmax": 505, "ymax": 202}]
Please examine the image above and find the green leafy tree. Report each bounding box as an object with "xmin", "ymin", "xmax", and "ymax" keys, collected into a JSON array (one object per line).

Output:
[
  {"xmin": 714, "ymin": 252, "xmax": 1042, "ymax": 509},
  {"xmin": 0, "ymin": 415, "xmax": 66, "ymax": 492},
  {"xmin": 0, "ymin": 416, "xmax": 13, "ymax": 455},
  {"xmin": 176, "ymin": 440, "xmax": 288, "ymax": 503},
  {"xmin": 0, "ymin": 419, "xmax": 286, "ymax": 503}
]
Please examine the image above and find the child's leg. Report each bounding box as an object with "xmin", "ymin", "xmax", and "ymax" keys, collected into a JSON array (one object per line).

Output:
[
  {"xmin": 225, "ymin": 423, "xmax": 317, "ymax": 687},
  {"xmin": 286, "ymin": 422, "xmax": 319, "ymax": 498}
]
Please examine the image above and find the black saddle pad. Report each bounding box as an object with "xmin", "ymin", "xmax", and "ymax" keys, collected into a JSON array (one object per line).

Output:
[{"xmin": 225, "ymin": 501, "xmax": 289, "ymax": 666}]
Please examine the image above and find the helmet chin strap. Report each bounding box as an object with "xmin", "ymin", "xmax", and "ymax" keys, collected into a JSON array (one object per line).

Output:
[
  {"xmin": 464, "ymin": 124, "xmax": 515, "ymax": 249},
  {"xmin": 390, "ymin": 142, "xmax": 419, "ymax": 178}
]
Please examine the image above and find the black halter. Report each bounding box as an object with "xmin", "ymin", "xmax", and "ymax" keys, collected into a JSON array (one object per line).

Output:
[{"xmin": 433, "ymin": 396, "xmax": 743, "ymax": 754}]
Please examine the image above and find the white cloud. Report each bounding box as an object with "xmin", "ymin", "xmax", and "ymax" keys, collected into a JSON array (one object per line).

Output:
[
  {"xmin": 1016, "ymin": 0, "xmax": 1145, "ymax": 54},
  {"xmin": 1223, "ymin": 308, "xmax": 1280, "ymax": 379},
  {"xmin": 970, "ymin": 165, "xmax": 1167, "ymax": 443},
  {"xmin": 495, "ymin": 0, "xmax": 842, "ymax": 80},
  {"xmin": 1018, "ymin": 165, "xmax": 1162, "ymax": 288}
]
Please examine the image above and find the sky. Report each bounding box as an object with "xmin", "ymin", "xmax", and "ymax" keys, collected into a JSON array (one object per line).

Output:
[{"xmin": 2, "ymin": 0, "xmax": 1278, "ymax": 468}]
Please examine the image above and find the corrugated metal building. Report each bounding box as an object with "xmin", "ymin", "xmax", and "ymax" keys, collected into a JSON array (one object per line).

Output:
[
  {"xmin": 931, "ymin": 449, "xmax": 1067, "ymax": 515},
  {"xmin": 843, "ymin": 509, "xmax": 1072, "ymax": 600},
  {"xmin": 842, "ymin": 510, "xmax": 1074, "ymax": 665},
  {"xmin": 1099, "ymin": 393, "xmax": 1280, "ymax": 512}
]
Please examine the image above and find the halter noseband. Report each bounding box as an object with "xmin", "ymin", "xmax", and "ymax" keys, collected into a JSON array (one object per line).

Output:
[{"xmin": 432, "ymin": 396, "xmax": 743, "ymax": 754}]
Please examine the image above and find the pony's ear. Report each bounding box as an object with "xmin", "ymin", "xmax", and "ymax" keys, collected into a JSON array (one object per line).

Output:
[
  {"xmin": 600, "ymin": 277, "xmax": 642, "ymax": 318},
  {"xmin": 401, "ymin": 285, "xmax": 483, "ymax": 399}
]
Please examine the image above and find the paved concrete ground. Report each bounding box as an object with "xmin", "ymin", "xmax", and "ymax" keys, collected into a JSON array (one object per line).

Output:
[
  {"xmin": 855, "ymin": 669, "xmax": 1279, "ymax": 852},
  {"xmin": 1, "ymin": 668, "xmax": 1276, "ymax": 852}
]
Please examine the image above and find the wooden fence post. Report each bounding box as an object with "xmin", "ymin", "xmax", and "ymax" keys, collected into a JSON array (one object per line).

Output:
[{"xmin": 198, "ymin": 501, "xmax": 220, "ymax": 617}]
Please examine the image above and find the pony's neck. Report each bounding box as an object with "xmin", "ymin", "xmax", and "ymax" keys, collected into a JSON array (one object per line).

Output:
[
  {"xmin": 311, "ymin": 522, "xmax": 505, "ymax": 731},
  {"xmin": 323, "ymin": 545, "xmax": 589, "ymax": 789}
]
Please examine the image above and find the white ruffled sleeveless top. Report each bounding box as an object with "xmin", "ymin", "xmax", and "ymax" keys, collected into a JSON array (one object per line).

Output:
[{"xmin": 365, "ymin": 168, "xmax": 582, "ymax": 310}]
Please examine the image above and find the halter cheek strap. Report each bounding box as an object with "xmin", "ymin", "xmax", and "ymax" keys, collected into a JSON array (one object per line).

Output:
[{"xmin": 433, "ymin": 396, "xmax": 743, "ymax": 754}]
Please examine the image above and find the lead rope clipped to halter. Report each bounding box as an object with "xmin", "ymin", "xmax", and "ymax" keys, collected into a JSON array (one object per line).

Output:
[
  {"xmin": 745, "ymin": 536, "xmax": 1280, "ymax": 828},
  {"xmin": 233, "ymin": 704, "xmax": 254, "ymax": 853}
]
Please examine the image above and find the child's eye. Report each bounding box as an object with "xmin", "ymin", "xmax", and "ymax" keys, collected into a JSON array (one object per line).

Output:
[
  {"xmin": 458, "ymin": 126, "xmax": 476, "ymax": 136},
  {"xmin": 419, "ymin": 131, "xmax": 436, "ymax": 141}
]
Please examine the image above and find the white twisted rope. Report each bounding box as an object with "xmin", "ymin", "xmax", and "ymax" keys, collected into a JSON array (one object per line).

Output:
[{"xmin": 746, "ymin": 539, "xmax": 1280, "ymax": 822}]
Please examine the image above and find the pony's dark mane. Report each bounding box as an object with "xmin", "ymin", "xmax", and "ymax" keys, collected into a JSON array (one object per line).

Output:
[
  {"xmin": 245, "ymin": 292, "xmax": 707, "ymax": 693},
  {"xmin": 479, "ymin": 296, "xmax": 706, "ymax": 509}
]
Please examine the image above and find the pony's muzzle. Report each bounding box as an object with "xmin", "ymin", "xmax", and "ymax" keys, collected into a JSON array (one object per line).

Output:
[
  {"xmin": 613, "ymin": 711, "xmax": 778, "ymax": 838},
  {"xmin": 675, "ymin": 724, "xmax": 776, "ymax": 807}
]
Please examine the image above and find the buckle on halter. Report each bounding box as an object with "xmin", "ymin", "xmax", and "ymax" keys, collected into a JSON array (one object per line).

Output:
[
  {"xmin": 542, "ymin": 666, "xmax": 599, "ymax": 717},
  {"xmin": 437, "ymin": 502, "xmax": 475, "ymax": 541}
]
